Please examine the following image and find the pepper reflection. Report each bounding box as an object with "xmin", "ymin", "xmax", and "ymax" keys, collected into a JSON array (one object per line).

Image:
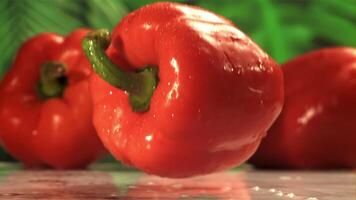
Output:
[{"xmin": 126, "ymin": 172, "xmax": 250, "ymax": 200}]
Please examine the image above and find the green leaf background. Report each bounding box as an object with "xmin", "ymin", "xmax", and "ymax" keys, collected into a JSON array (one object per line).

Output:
[{"xmin": 0, "ymin": 0, "xmax": 355, "ymax": 161}]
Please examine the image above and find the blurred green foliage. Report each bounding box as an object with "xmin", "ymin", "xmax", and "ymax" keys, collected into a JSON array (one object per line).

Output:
[
  {"xmin": 0, "ymin": 0, "xmax": 355, "ymax": 161},
  {"xmin": 0, "ymin": 0, "xmax": 129, "ymax": 78},
  {"xmin": 197, "ymin": 0, "xmax": 356, "ymax": 62}
]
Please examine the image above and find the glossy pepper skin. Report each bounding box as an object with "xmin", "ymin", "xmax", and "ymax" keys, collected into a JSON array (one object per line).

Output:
[
  {"xmin": 85, "ymin": 2, "xmax": 283, "ymax": 177},
  {"xmin": 250, "ymin": 47, "xmax": 356, "ymax": 169},
  {"xmin": 0, "ymin": 29, "xmax": 106, "ymax": 169}
]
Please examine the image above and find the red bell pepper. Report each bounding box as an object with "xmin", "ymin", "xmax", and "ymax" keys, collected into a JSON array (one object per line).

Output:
[
  {"xmin": 83, "ymin": 2, "xmax": 284, "ymax": 177},
  {"xmin": 250, "ymin": 47, "xmax": 356, "ymax": 169},
  {"xmin": 0, "ymin": 29, "xmax": 106, "ymax": 169}
]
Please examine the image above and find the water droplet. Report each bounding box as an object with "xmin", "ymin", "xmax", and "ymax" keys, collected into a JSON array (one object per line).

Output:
[
  {"xmin": 269, "ymin": 188, "xmax": 276, "ymax": 193},
  {"xmin": 171, "ymin": 183, "xmax": 182, "ymax": 188},
  {"xmin": 230, "ymin": 36, "xmax": 242, "ymax": 42},
  {"xmin": 32, "ymin": 130, "xmax": 38, "ymax": 136},
  {"xmin": 109, "ymin": 90, "xmax": 113, "ymax": 95},
  {"xmin": 145, "ymin": 134, "xmax": 153, "ymax": 142},
  {"xmin": 306, "ymin": 197, "xmax": 318, "ymax": 200},
  {"xmin": 279, "ymin": 176, "xmax": 291, "ymax": 180},
  {"xmin": 188, "ymin": 75, "xmax": 192, "ymax": 80},
  {"xmin": 167, "ymin": 82, "xmax": 171, "ymax": 86},
  {"xmin": 171, "ymin": 113, "xmax": 175, "ymax": 118},
  {"xmin": 223, "ymin": 64, "xmax": 234, "ymax": 73},
  {"xmin": 286, "ymin": 193, "xmax": 295, "ymax": 198},
  {"xmin": 251, "ymin": 186, "xmax": 260, "ymax": 191},
  {"xmin": 10, "ymin": 117, "xmax": 21, "ymax": 125},
  {"xmin": 113, "ymin": 124, "xmax": 121, "ymax": 134},
  {"xmin": 276, "ymin": 191, "xmax": 283, "ymax": 196},
  {"xmin": 221, "ymin": 186, "xmax": 231, "ymax": 192},
  {"xmin": 259, "ymin": 99, "xmax": 264, "ymax": 105}
]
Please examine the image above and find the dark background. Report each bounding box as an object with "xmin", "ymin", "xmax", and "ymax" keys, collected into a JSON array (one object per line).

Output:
[{"xmin": 0, "ymin": 0, "xmax": 355, "ymax": 162}]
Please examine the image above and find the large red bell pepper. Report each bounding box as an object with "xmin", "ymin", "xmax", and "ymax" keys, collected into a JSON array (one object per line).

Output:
[
  {"xmin": 83, "ymin": 2, "xmax": 284, "ymax": 177},
  {"xmin": 250, "ymin": 47, "xmax": 356, "ymax": 169},
  {"xmin": 0, "ymin": 29, "xmax": 106, "ymax": 169}
]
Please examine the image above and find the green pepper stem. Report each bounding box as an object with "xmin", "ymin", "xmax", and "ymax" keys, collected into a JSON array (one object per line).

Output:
[
  {"xmin": 82, "ymin": 29, "xmax": 158, "ymax": 112},
  {"xmin": 37, "ymin": 62, "xmax": 67, "ymax": 99}
]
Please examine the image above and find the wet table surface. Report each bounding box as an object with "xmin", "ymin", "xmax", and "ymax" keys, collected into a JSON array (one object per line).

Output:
[{"xmin": 0, "ymin": 163, "xmax": 354, "ymax": 200}]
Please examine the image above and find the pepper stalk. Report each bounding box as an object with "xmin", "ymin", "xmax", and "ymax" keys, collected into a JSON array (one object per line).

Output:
[{"xmin": 82, "ymin": 29, "xmax": 158, "ymax": 112}]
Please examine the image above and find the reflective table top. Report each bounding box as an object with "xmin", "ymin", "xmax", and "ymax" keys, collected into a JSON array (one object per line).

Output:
[{"xmin": 0, "ymin": 163, "xmax": 354, "ymax": 199}]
